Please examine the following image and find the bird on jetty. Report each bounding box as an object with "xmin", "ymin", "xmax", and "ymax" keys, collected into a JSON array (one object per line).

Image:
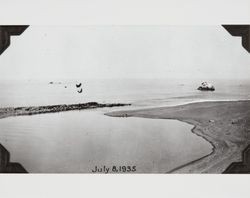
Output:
[
  {"xmin": 76, "ymin": 83, "xmax": 82, "ymax": 88},
  {"xmin": 77, "ymin": 88, "xmax": 83, "ymax": 93}
]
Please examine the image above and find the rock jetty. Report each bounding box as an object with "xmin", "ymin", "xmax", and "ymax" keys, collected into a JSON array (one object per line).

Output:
[{"xmin": 0, "ymin": 102, "xmax": 131, "ymax": 119}]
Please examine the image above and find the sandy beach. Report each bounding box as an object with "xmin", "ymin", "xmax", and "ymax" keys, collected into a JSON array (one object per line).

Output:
[{"xmin": 106, "ymin": 100, "xmax": 250, "ymax": 173}]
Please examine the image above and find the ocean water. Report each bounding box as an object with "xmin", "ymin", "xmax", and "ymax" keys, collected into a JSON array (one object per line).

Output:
[
  {"xmin": 0, "ymin": 78, "xmax": 249, "ymax": 173},
  {"xmin": 0, "ymin": 78, "xmax": 250, "ymax": 108}
]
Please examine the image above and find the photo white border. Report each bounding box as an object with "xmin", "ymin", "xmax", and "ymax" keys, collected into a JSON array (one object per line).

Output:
[
  {"xmin": 0, "ymin": 0, "xmax": 250, "ymax": 25},
  {"xmin": 0, "ymin": 0, "xmax": 250, "ymax": 197}
]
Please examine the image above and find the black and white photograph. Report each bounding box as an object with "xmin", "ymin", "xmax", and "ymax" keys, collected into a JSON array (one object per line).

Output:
[
  {"xmin": 0, "ymin": 25, "xmax": 249, "ymax": 174},
  {"xmin": 1, "ymin": 0, "xmax": 250, "ymax": 197}
]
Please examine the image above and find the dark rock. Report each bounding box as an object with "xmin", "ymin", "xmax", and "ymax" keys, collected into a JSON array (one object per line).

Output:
[
  {"xmin": 197, "ymin": 82, "xmax": 215, "ymax": 91},
  {"xmin": 8, "ymin": 102, "xmax": 131, "ymax": 117}
]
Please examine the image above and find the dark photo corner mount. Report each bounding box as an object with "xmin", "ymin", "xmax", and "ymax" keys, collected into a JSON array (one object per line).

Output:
[
  {"xmin": 222, "ymin": 25, "xmax": 250, "ymax": 173},
  {"xmin": 222, "ymin": 25, "xmax": 250, "ymax": 53},
  {"xmin": 0, "ymin": 25, "xmax": 29, "ymax": 55},
  {"xmin": 0, "ymin": 25, "xmax": 249, "ymax": 173},
  {"xmin": 0, "ymin": 25, "xmax": 29, "ymax": 173}
]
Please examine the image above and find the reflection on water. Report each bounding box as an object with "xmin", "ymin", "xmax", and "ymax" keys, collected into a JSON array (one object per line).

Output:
[{"xmin": 0, "ymin": 109, "xmax": 212, "ymax": 173}]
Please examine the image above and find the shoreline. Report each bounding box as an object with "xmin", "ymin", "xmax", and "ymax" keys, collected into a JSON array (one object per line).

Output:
[
  {"xmin": 162, "ymin": 119, "xmax": 217, "ymax": 173},
  {"xmin": 166, "ymin": 120, "xmax": 216, "ymax": 173},
  {"xmin": 106, "ymin": 100, "xmax": 250, "ymax": 173},
  {"xmin": 0, "ymin": 100, "xmax": 249, "ymax": 173}
]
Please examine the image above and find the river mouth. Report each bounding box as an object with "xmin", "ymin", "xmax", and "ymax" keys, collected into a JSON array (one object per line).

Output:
[{"xmin": 0, "ymin": 109, "xmax": 212, "ymax": 173}]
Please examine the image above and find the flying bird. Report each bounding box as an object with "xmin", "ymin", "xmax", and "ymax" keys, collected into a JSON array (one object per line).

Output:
[
  {"xmin": 78, "ymin": 88, "xmax": 83, "ymax": 93},
  {"xmin": 76, "ymin": 83, "xmax": 82, "ymax": 88}
]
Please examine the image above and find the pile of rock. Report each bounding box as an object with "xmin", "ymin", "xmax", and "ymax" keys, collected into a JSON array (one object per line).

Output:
[{"xmin": 197, "ymin": 82, "xmax": 215, "ymax": 91}]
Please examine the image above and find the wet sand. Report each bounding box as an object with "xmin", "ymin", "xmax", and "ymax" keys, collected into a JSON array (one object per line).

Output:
[{"xmin": 106, "ymin": 100, "xmax": 250, "ymax": 173}]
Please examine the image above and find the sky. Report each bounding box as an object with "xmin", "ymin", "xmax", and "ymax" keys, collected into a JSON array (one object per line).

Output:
[{"xmin": 0, "ymin": 25, "xmax": 249, "ymax": 80}]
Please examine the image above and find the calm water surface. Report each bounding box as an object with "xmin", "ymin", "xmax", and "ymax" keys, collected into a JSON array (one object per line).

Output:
[{"xmin": 0, "ymin": 109, "xmax": 212, "ymax": 173}]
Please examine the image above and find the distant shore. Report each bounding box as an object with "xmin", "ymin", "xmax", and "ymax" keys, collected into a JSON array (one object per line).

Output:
[{"xmin": 106, "ymin": 100, "xmax": 250, "ymax": 173}]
